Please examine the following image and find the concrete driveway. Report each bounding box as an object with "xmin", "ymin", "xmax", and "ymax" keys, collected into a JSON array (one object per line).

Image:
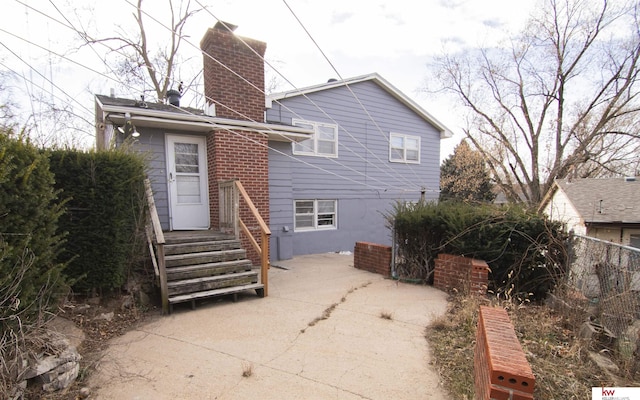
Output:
[{"xmin": 89, "ymin": 253, "xmax": 450, "ymax": 399}]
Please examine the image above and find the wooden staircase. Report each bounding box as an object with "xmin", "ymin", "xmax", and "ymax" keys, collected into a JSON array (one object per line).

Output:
[
  {"xmin": 144, "ymin": 179, "xmax": 270, "ymax": 315},
  {"xmin": 163, "ymin": 231, "xmax": 264, "ymax": 312}
]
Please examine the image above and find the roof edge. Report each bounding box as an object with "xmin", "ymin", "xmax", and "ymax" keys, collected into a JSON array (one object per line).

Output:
[{"xmin": 268, "ymin": 73, "xmax": 453, "ymax": 139}]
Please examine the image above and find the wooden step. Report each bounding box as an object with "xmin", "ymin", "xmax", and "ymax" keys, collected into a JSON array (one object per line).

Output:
[
  {"xmin": 166, "ymin": 259, "xmax": 253, "ymax": 281},
  {"xmin": 165, "ymin": 248, "xmax": 247, "ymax": 267},
  {"xmin": 169, "ymin": 283, "xmax": 265, "ymax": 305},
  {"xmin": 164, "ymin": 239, "xmax": 242, "ymax": 256},
  {"xmin": 167, "ymin": 271, "xmax": 258, "ymax": 296},
  {"xmin": 163, "ymin": 231, "xmax": 235, "ymax": 244}
]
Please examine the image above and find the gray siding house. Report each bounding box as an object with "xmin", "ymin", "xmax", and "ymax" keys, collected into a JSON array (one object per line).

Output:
[{"xmin": 266, "ymin": 73, "xmax": 452, "ymax": 260}]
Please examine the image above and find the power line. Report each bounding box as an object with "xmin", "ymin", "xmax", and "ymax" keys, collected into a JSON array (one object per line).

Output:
[
  {"xmin": 280, "ymin": 0, "xmax": 427, "ymax": 185},
  {"xmin": 125, "ymin": 0, "xmax": 426, "ymax": 191},
  {"xmin": 32, "ymin": 0, "xmax": 432, "ymax": 192},
  {"xmin": 3, "ymin": 1, "xmax": 440, "ymax": 194},
  {"xmin": 192, "ymin": 2, "xmax": 426, "ymax": 190}
]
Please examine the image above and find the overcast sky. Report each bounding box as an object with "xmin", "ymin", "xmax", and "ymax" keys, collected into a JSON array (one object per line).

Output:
[{"xmin": 2, "ymin": 0, "xmax": 537, "ymax": 154}]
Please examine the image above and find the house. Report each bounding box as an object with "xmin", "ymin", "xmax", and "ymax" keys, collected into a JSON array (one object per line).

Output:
[
  {"xmin": 95, "ymin": 22, "xmax": 452, "ymax": 264},
  {"xmin": 265, "ymin": 74, "xmax": 452, "ymax": 259},
  {"xmin": 539, "ymin": 177, "xmax": 640, "ymax": 247}
]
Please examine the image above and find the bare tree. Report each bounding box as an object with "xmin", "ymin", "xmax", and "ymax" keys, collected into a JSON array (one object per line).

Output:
[
  {"xmin": 0, "ymin": 68, "xmax": 17, "ymax": 130},
  {"xmin": 429, "ymin": 0, "xmax": 640, "ymax": 206},
  {"xmin": 84, "ymin": 0, "xmax": 203, "ymax": 102}
]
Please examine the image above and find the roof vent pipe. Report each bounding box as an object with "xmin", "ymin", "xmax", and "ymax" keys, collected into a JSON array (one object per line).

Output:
[
  {"xmin": 166, "ymin": 89, "xmax": 181, "ymax": 107},
  {"xmin": 624, "ymin": 176, "xmax": 636, "ymax": 182}
]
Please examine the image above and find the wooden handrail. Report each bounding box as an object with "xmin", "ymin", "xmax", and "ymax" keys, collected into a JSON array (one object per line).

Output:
[
  {"xmin": 239, "ymin": 219, "xmax": 261, "ymax": 256},
  {"xmin": 234, "ymin": 180, "xmax": 271, "ymax": 235},
  {"xmin": 144, "ymin": 179, "xmax": 165, "ymax": 245},
  {"xmin": 219, "ymin": 179, "xmax": 271, "ymax": 297},
  {"xmin": 144, "ymin": 178, "xmax": 168, "ymax": 314}
]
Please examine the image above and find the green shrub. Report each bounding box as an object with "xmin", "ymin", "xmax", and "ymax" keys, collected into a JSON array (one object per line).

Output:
[
  {"xmin": 49, "ymin": 149, "xmax": 146, "ymax": 294},
  {"xmin": 388, "ymin": 201, "xmax": 569, "ymax": 300},
  {"xmin": 0, "ymin": 131, "xmax": 68, "ymax": 330}
]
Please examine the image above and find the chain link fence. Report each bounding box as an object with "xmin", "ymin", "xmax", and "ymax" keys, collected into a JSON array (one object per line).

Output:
[{"xmin": 564, "ymin": 234, "xmax": 640, "ymax": 349}]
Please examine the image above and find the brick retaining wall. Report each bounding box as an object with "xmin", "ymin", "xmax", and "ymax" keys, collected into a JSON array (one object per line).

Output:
[
  {"xmin": 475, "ymin": 306, "xmax": 535, "ymax": 400},
  {"xmin": 433, "ymin": 254, "xmax": 488, "ymax": 296},
  {"xmin": 354, "ymin": 242, "xmax": 391, "ymax": 277}
]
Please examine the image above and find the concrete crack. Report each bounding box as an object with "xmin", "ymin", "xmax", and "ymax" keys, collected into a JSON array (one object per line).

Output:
[{"xmin": 300, "ymin": 281, "xmax": 372, "ymax": 334}]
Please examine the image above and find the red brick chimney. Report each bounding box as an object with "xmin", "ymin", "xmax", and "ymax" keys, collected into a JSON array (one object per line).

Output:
[
  {"xmin": 200, "ymin": 22, "xmax": 266, "ymax": 122},
  {"xmin": 200, "ymin": 22, "xmax": 269, "ymax": 265}
]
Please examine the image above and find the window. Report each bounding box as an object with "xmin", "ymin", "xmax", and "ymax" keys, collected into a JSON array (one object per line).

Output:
[
  {"xmin": 292, "ymin": 119, "xmax": 338, "ymax": 157},
  {"xmin": 630, "ymin": 234, "xmax": 640, "ymax": 249},
  {"xmin": 389, "ymin": 133, "xmax": 420, "ymax": 163},
  {"xmin": 294, "ymin": 200, "xmax": 337, "ymax": 231}
]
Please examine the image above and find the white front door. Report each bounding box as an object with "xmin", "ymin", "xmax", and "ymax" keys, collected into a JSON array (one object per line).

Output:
[{"xmin": 166, "ymin": 135, "xmax": 210, "ymax": 230}]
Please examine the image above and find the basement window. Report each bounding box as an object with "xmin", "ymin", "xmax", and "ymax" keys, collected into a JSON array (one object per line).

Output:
[
  {"xmin": 292, "ymin": 119, "xmax": 338, "ymax": 157},
  {"xmin": 294, "ymin": 199, "xmax": 337, "ymax": 231}
]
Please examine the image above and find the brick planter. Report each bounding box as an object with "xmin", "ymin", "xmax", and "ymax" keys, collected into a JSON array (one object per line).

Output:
[
  {"xmin": 474, "ymin": 306, "xmax": 535, "ymax": 400},
  {"xmin": 354, "ymin": 242, "xmax": 391, "ymax": 277},
  {"xmin": 433, "ymin": 254, "xmax": 488, "ymax": 296}
]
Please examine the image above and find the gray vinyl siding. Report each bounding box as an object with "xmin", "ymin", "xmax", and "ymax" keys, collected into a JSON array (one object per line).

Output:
[
  {"xmin": 130, "ymin": 128, "xmax": 170, "ymax": 230},
  {"xmin": 131, "ymin": 129, "xmax": 211, "ymax": 231},
  {"xmin": 267, "ymin": 80, "xmax": 441, "ymax": 260}
]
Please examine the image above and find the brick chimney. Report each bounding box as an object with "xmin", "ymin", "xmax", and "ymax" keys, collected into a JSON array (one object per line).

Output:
[
  {"xmin": 200, "ymin": 22, "xmax": 269, "ymax": 265},
  {"xmin": 200, "ymin": 22, "xmax": 266, "ymax": 122}
]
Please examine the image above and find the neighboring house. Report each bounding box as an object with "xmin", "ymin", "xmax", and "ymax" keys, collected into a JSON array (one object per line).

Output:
[
  {"xmin": 265, "ymin": 74, "xmax": 451, "ymax": 259},
  {"xmin": 95, "ymin": 22, "xmax": 452, "ymax": 262},
  {"xmin": 539, "ymin": 177, "xmax": 640, "ymax": 247}
]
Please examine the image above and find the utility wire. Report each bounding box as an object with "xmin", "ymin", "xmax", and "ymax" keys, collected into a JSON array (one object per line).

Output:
[
  {"xmin": 280, "ymin": 0, "xmax": 427, "ymax": 185},
  {"xmin": 4, "ymin": 0, "xmax": 440, "ymax": 194},
  {"xmin": 191, "ymin": 2, "xmax": 426, "ymax": 190},
  {"xmin": 32, "ymin": 0, "xmax": 430, "ymax": 192},
  {"xmin": 123, "ymin": 0, "xmax": 427, "ymax": 192}
]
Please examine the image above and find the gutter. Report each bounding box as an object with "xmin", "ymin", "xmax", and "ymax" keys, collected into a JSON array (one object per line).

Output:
[{"xmin": 98, "ymin": 99, "xmax": 313, "ymax": 142}]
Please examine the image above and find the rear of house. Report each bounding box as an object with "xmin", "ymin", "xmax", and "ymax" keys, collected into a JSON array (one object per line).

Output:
[
  {"xmin": 266, "ymin": 75, "xmax": 451, "ymax": 260},
  {"xmin": 95, "ymin": 22, "xmax": 453, "ymax": 264}
]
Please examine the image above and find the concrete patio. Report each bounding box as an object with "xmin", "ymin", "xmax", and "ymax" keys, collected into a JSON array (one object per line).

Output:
[{"xmin": 88, "ymin": 253, "xmax": 450, "ymax": 399}]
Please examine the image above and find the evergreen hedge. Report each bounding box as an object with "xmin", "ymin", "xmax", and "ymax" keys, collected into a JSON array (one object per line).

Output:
[
  {"xmin": 49, "ymin": 149, "xmax": 146, "ymax": 294},
  {"xmin": 0, "ymin": 131, "xmax": 68, "ymax": 330},
  {"xmin": 389, "ymin": 201, "xmax": 569, "ymax": 300}
]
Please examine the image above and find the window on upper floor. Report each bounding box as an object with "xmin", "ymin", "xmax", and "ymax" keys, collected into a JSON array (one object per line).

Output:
[
  {"xmin": 292, "ymin": 119, "xmax": 338, "ymax": 157},
  {"xmin": 389, "ymin": 133, "xmax": 420, "ymax": 164},
  {"xmin": 294, "ymin": 199, "xmax": 337, "ymax": 231}
]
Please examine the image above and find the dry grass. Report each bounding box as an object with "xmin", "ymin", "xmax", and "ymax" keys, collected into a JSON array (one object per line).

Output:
[
  {"xmin": 241, "ymin": 362, "xmax": 253, "ymax": 378},
  {"xmin": 426, "ymin": 294, "xmax": 639, "ymax": 400},
  {"xmin": 379, "ymin": 311, "xmax": 393, "ymax": 320}
]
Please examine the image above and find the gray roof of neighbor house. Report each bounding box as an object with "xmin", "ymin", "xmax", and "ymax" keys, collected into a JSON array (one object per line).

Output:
[
  {"xmin": 95, "ymin": 94, "xmax": 313, "ymax": 142},
  {"xmin": 547, "ymin": 177, "xmax": 640, "ymax": 224},
  {"xmin": 267, "ymin": 73, "xmax": 453, "ymax": 139}
]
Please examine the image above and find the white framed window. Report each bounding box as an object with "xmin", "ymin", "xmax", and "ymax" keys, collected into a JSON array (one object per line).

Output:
[
  {"xmin": 389, "ymin": 133, "xmax": 420, "ymax": 163},
  {"xmin": 294, "ymin": 199, "xmax": 337, "ymax": 231},
  {"xmin": 292, "ymin": 119, "xmax": 338, "ymax": 157}
]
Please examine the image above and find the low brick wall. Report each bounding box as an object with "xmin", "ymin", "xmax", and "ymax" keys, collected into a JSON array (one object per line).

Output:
[
  {"xmin": 354, "ymin": 242, "xmax": 391, "ymax": 277},
  {"xmin": 475, "ymin": 306, "xmax": 535, "ymax": 400},
  {"xmin": 433, "ymin": 254, "xmax": 488, "ymax": 296}
]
